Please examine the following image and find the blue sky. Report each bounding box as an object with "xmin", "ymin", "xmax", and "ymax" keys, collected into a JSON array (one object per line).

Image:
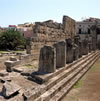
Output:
[{"xmin": 0, "ymin": 0, "xmax": 100, "ymax": 27}]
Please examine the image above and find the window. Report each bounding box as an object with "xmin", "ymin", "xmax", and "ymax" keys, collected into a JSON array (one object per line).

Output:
[
  {"xmin": 79, "ymin": 28, "xmax": 82, "ymax": 34},
  {"xmin": 96, "ymin": 28, "xmax": 100, "ymax": 34},
  {"xmin": 88, "ymin": 29, "xmax": 90, "ymax": 34}
]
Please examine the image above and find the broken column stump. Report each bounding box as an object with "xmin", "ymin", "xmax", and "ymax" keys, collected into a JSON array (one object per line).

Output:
[
  {"xmin": 38, "ymin": 45, "xmax": 56, "ymax": 73},
  {"xmin": 74, "ymin": 35, "xmax": 80, "ymax": 58},
  {"xmin": 26, "ymin": 38, "xmax": 32, "ymax": 54},
  {"xmin": 88, "ymin": 42, "xmax": 92, "ymax": 53},
  {"xmin": 5, "ymin": 57, "xmax": 19, "ymax": 72},
  {"xmin": 66, "ymin": 39, "xmax": 74, "ymax": 63},
  {"xmin": 5, "ymin": 61, "xmax": 15, "ymax": 72},
  {"xmin": 73, "ymin": 44, "xmax": 79, "ymax": 60},
  {"xmin": 82, "ymin": 39, "xmax": 89, "ymax": 55},
  {"xmin": 54, "ymin": 41, "xmax": 66, "ymax": 68}
]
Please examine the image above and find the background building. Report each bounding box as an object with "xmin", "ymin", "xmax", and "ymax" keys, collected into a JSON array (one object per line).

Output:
[
  {"xmin": 17, "ymin": 23, "xmax": 34, "ymax": 38},
  {"xmin": 76, "ymin": 17, "xmax": 100, "ymax": 41}
]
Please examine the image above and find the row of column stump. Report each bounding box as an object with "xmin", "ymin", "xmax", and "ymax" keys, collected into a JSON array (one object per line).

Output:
[{"xmin": 38, "ymin": 36, "xmax": 95, "ymax": 73}]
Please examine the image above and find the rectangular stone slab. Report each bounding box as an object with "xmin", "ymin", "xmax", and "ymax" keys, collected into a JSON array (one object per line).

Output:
[
  {"xmin": 0, "ymin": 70, "xmax": 9, "ymax": 77},
  {"xmin": 2, "ymin": 82, "xmax": 21, "ymax": 98}
]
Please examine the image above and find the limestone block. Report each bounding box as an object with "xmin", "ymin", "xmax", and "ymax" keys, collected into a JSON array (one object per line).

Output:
[
  {"xmin": 1, "ymin": 82, "xmax": 21, "ymax": 98},
  {"xmin": 73, "ymin": 44, "xmax": 79, "ymax": 60},
  {"xmin": 74, "ymin": 35, "xmax": 80, "ymax": 45},
  {"xmin": 5, "ymin": 61, "xmax": 14, "ymax": 72},
  {"xmin": 63, "ymin": 16, "xmax": 76, "ymax": 39},
  {"xmin": 54, "ymin": 41, "xmax": 66, "ymax": 68},
  {"xmin": 0, "ymin": 70, "xmax": 9, "ymax": 77},
  {"xmin": 91, "ymin": 26, "xmax": 97, "ymax": 51},
  {"xmin": 26, "ymin": 45, "xmax": 31, "ymax": 54},
  {"xmin": 38, "ymin": 45, "xmax": 56, "ymax": 73},
  {"xmin": 10, "ymin": 56, "xmax": 17, "ymax": 61},
  {"xmin": 97, "ymin": 41, "xmax": 100, "ymax": 50},
  {"xmin": 66, "ymin": 39, "xmax": 74, "ymax": 63},
  {"xmin": 82, "ymin": 39, "xmax": 89, "ymax": 55},
  {"xmin": 88, "ymin": 43, "xmax": 92, "ymax": 52},
  {"xmin": 5, "ymin": 61, "xmax": 19, "ymax": 72},
  {"xmin": 79, "ymin": 41, "xmax": 83, "ymax": 57}
]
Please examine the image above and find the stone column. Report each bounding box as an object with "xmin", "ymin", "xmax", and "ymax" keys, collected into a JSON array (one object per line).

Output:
[
  {"xmin": 66, "ymin": 39, "xmax": 74, "ymax": 63},
  {"xmin": 79, "ymin": 41, "xmax": 83, "ymax": 57},
  {"xmin": 88, "ymin": 42, "xmax": 92, "ymax": 53},
  {"xmin": 26, "ymin": 45, "xmax": 31, "ymax": 54},
  {"xmin": 74, "ymin": 35, "xmax": 80, "ymax": 45},
  {"xmin": 38, "ymin": 45, "xmax": 56, "ymax": 73},
  {"xmin": 82, "ymin": 39, "xmax": 89, "ymax": 55},
  {"xmin": 73, "ymin": 44, "xmax": 79, "ymax": 60},
  {"xmin": 91, "ymin": 25, "xmax": 97, "ymax": 51},
  {"xmin": 97, "ymin": 41, "xmax": 100, "ymax": 50},
  {"xmin": 26, "ymin": 38, "xmax": 32, "ymax": 54},
  {"xmin": 74, "ymin": 35, "xmax": 80, "ymax": 58},
  {"xmin": 54, "ymin": 41, "xmax": 66, "ymax": 68}
]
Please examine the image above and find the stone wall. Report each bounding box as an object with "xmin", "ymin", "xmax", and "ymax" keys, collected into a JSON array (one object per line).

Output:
[
  {"xmin": 63, "ymin": 16, "xmax": 76, "ymax": 40},
  {"xmin": 28, "ymin": 16, "xmax": 76, "ymax": 54},
  {"xmin": 33, "ymin": 20, "xmax": 64, "ymax": 42}
]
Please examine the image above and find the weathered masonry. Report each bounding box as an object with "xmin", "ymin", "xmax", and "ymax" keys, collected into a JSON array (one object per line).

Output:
[
  {"xmin": 28, "ymin": 16, "xmax": 76, "ymax": 54},
  {"xmin": 1, "ymin": 15, "xmax": 100, "ymax": 101}
]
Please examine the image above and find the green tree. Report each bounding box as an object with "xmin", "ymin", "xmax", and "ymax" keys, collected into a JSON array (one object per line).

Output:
[{"xmin": 0, "ymin": 29, "xmax": 26, "ymax": 50}]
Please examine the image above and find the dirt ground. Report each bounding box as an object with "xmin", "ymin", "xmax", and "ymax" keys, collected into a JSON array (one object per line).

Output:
[
  {"xmin": 0, "ymin": 56, "xmax": 9, "ymax": 70},
  {"xmin": 62, "ymin": 57, "xmax": 100, "ymax": 101}
]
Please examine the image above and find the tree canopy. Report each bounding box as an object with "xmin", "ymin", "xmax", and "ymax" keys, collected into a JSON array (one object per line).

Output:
[{"xmin": 0, "ymin": 29, "xmax": 26, "ymax": 50}]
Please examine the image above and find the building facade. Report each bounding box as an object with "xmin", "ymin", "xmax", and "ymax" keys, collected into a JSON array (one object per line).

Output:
[
  {"xmin": 76, "ymin": 18, "xmax": 100, "ymax": 34},
  {"xmin": 76, "ymin": 17, "xmax": 100, "ymax": 41}
]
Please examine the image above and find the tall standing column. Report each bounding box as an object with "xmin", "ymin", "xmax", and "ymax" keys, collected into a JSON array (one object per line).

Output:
[
  {"xmin": 66, "ymin": 39, "xmax": 74, "ymax": 63},
  {"xmin": 91, "ymin": 25, "xmax": 97, "ymax": 51},
  {"xmin": 54, "ymin": 41, "xmax": 66, "ymax": 68},
  {"xmin": 38, "ymin": 45, "xmax": 56, "ymax": 73}
]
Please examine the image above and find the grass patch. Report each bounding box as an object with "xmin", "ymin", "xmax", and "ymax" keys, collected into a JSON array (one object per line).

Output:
[
  {"xmin": 13, "ymin": 50, "xmax": 25, "ymax": 53},
  {"xmin": 24, "ymin": 64, "xmax": 38, "ymax": 69},
  {"xmin": 0, "ymin": 50, "xmax": 25, "ymax": 53},
  {"xmin": 73, "ymin": 79, "xmax": 83, "ymax": 89},
  {"xmin": 24, "ymin": 64, "xmax": 32, "ymax": 68},
  {"xmin": 89, "ymin": 62, "xmax": 100, "ymax": 72},
  {"xmin": 0, "ymin": 51, "xmax": 8, "ymax": 53}
]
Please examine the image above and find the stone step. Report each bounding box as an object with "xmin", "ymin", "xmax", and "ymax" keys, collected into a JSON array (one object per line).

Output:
[
  {"xmin": 34, "ymin": 51, "xmax": 100, "ymax": 101},
  {"xmin": 42, "ymin": 52, "xmax": 98, "ymax": 91},
  {"xmin": 50, "ymin": 53, "xmax": 100, "ymax": 101},
  {"xmin": 23, "ymin": 51, "xmax": 99, "ymax": 101},
  {"xmin": 30, "ymin": 51, "xmax": 95, "ymax": 84}
]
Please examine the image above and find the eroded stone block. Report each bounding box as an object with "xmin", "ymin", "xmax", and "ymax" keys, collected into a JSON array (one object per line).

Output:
[
  {"xmin": 82, "ymin": 39, "xmax": 89, "ymax": 55},
  {"xmin": 38, "ymin": 45, "xmax": 56, "ymax": 73},
  {"xmin": 73, "ymin": 44, "xmax": 79, "ymax": 60},
  {"xmin": 63, "ymin": 16, "xmax": 76, "ymax": 39},
  {"xmin": 1, "ymin": 82, "xmax": 21, "ymax": 98},
  {"xmin": 10, "ymin": 56, "xmax": 17, "ymax": 61},
  {"xmin": 88, "ymin": 42, "xmax": 92, "ymax": 52},
  {"xmin": 79, "ymin": 41, "xmax": 83, "ymax": 57},
  {"xmin": 54, "ymin": 41, "xmax": 66, "ymax": 68},
  {"xmin": 66, "ymin": 39, "xmax": 74, "ymax": 63},
  {"xmin": 0, "ymin": 71, "xmax": 9, "ymax": 77}
]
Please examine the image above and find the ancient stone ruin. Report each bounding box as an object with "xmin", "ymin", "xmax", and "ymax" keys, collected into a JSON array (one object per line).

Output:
[
  {"xmin": 38, "ymin": 45, "xmax": 56, "ymax": 73},
  {"xmin": 0, "ymin": 15, "xmax": 100, "ymax": 101}
]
